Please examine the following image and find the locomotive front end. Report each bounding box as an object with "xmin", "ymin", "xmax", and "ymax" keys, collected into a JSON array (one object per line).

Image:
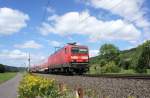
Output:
[{"xmin": 70, "ymin": 46, "xmax": 89, "ymax": 73}]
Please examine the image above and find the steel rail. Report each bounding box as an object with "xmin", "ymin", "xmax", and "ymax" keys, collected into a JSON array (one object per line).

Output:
[{"xmin": 82, "ymin": 74, "xmax": 150, "ymax": 79}]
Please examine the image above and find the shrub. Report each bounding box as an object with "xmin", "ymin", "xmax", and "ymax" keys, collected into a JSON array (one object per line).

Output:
[
  {"xmin": 89, "ymin": 64, "xmax": 108, "ymax": 74},
  {"xmin": 99, "ymin": 59, "xmax": 107, "ymax": 67},
  {"xmin": 136, "ymin": 43, "xmax": 150, "ymax": 73},
  {"xmin": 118, "ymin": 59, "xmax": 131, "ymax": 69},
  {"xmin": 100, "ymin": 61, "xmax": 121, "ymax": 73},
  {"xmin": 18, "ymin": 74, "xmax": 60, "ymax": 98}
]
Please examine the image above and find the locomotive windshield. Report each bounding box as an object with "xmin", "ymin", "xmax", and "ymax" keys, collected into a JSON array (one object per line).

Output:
[
  {"xmin": 71, "ymin": 47, "xmax": 88, "ymax": 54},
  {"xmin": 71, "ymin": 47, "xmax": 79, "ymax": 54},
  {"xmin": 79, "ymin": 48, "xmax": 88, "ymax": 54}
]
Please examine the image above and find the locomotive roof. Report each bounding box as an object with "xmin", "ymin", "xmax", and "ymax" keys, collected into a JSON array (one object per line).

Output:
[
  {"xmin": 51, "ymin": 44, "xmax": 88, "ymax": 55},
  {"xmin": 66, "ymin": 44, "xmax": 88, "ymax": 48}
]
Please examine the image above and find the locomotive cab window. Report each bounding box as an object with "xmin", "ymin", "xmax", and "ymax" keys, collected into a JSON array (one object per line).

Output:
[
  {"xmin": 79, "ymin": 48, "xmax": 88, "ymax": 54},
  {"xmin": 71, "ymin": 47, "xmax": 79, "ymax": 54},
  {"xmin": 71, "ymin": 47, "xmax": 88, "ymax": 54}
]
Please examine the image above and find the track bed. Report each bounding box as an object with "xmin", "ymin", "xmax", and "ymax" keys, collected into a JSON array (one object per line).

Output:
[{"xmin": 37, "ymin": 74, "xmax": 150, "ymax": 98}]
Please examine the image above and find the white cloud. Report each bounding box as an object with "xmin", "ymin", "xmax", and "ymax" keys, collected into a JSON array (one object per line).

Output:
[
  {"xmin": 85, "ymin": 0, "xmax": 150, "ymax": 35},
  {"xmin": 89, "ymin": 50, "xmax": 99, "ymax": 57},
  {"xmin": 0, "ymin": 7, "xmax": 29, "ymax": 35},
  {"xmin": 49, "ymin": 40, "xmax": 61, "ymax": 47},
  {"xmin": 39, "ymin": 11, "xmax": 141, "ymax": 42},
  {"xmin": 0, "ymin": 49, "xmax": 27, "ymax": 60},
  {"xmin": 48, "ymin": 15, "xmax": 58, "ymax": 21},
  {"xmin": 0, "ymin": 49, "xmax": 46, "ymax": 67},
  {"xmin": 14, "ymin": 40, "xmax": 43, "ymax": 49},
  {"xmin": 46, "ymin": 6, "xmax": 55, "ymax": 13}
]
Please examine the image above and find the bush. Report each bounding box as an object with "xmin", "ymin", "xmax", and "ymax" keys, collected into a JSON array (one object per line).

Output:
[
  {"xmin": 100, "ymin": 61, "xmax": 121, "ymax": 73},
  {"xmin": 99, "ymin": 59, "xmax": 107, "ymax": 67},
  {"xmin": 136, "ymin": 42, "xmax": 150, "ymax": 73},
  {"xmin": 118, "ymin": 59, "xmax": 131, "ymax": 69},
  {"xmin": 0, "ymin": 64, "xmax": 5, "ymax": 73},
  {"xmin": 89, "ymin": 64, "xmax": 102, "ymax": 74},
  {"xmin": 18, "ymin": 74, "xmax": 61, "ymax": 98}
]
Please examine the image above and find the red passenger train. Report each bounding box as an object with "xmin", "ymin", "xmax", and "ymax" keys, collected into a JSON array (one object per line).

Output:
[{"xmin": 32, "ymin": 43, "xmax": 89, "ymax": 74}]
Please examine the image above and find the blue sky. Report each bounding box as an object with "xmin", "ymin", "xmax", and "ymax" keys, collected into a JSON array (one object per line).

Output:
[{"xmin": 0, "ymin": 0, "xmax": 150, "ymax": 67}]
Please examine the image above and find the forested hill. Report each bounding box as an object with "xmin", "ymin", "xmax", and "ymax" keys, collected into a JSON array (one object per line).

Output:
[
  {"xmin": 0, "ymin": 64, "xmax": 26, "ymax": 73},
  {"xmin": 90, "ymin": 47, "xmax": 136, "ymax": 61},
  {"xmin": 90, "ymin": 45, "xmax": 138, "ymax": 64},
  {"xmin": 89, "ymin": 40, "xmax": 150, "ymax": 73}
]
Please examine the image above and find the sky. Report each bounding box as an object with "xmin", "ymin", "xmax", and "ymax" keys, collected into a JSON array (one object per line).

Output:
[{"xmin": 0, "ymin": 0, "xmax": 150, "ymax": 67}]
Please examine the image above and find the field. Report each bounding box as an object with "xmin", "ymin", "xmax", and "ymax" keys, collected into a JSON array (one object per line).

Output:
[{"xmin": 0, "ymin": 72, "xmax": 17, "ymax": 84}]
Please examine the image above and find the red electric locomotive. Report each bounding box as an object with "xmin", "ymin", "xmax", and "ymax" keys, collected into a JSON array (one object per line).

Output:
[
  {"xmin": 32, "ymin": 43, "xmax": 89, "ymax": 74},
  {"xmin": 47, "ymin": 43, "xmax": 89, "ymax": 74}
]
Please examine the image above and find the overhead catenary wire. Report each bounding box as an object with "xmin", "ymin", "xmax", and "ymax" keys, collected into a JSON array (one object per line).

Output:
[
  {"xmin": 79, "ymin": 0, "xmax": 123, "ymax": 23},
  {"xmin": 109, "ymin": 0, "xmax": 146, "ymax": 33},
  {"xmin": 41, "ymin": 0, "xmax": 51, "ymax": 23},
  {"xmin": 80, "ymin": 0, "xmax": 146, "ymax": 26},
  {"xmin": 28, "ymin": 53, "xmax": 31, "ymax": 72},
  {"xmin": 79, "ymin": 0, "xmax": 147, "ymax": 43},
  {"xmin": 31, "ymin": 0, "xmax": 52, "ymax": 66}
]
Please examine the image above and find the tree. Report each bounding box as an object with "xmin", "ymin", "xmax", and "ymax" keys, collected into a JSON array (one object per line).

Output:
[
  {"xmin": 119, "ymin": 59, "xmax": 131, "ymax": 69},
  {"xmin": 136, "ymin": 41, "xmax": 150, "ymax": 73},
  {"xmin": 0, "ymin": 64, "xmax": 5, "ymax": 73},
  {"xmin": 99, "ymin": 44, "xmax": 120, "ymax": 63}
]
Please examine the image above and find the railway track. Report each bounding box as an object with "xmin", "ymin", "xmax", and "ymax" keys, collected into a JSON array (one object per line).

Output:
[
  {"xmin": 39, "ymin": 73, "xmax": 150, "ymax": 79},
  {"xmin": 82, "ymin": 74, "xmax": 150, "ymax": 79},
  {"xmin": 38, "ymin": 73, "xmax": 150, "ymax": 98}
]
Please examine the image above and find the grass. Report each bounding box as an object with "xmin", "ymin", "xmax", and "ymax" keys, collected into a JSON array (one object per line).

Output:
[
  {"xmin": 119, "ymin": 69, "xmax": 136, "ymax": 75},
  {"xmin": 88, "ymin": 65, "xmax": 150, "ymax": 75},
  {"xmin": 0, "ymin": 72, "xmax": 17, "ymax": 84},
  {"xmin": 147, "ymin": 69, "xmax": 150, "ymax": 75}
]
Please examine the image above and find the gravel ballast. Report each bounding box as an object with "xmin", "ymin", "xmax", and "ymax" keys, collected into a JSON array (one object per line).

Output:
[{"xmin": 39, "ymin": 74, "xmax": 150, "ymax": 98}]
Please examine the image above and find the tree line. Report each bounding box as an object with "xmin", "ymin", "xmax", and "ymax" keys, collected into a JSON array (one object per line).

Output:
[
  {"xmin": 0, "ymin": 64, "xmax": 5, "ymax": 73},
  {"xmin": 0, "ymin": 64, "xmax": 21, "ymax": 73}
]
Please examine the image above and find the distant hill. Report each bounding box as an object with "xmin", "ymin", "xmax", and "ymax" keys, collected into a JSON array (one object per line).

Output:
[
  {"xmin": 89, "ymin": 44, "xmax": 142, "ymax": 68},
  {"xmin": 4, "ymin": 65, "xmax": 19, "ymax": 72},
  {"xmin": 4, "ymin": 65, "xmax": 26, "ymax": 72}
]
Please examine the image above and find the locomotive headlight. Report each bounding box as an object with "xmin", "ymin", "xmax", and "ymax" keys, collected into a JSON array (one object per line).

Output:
[
  {"xmin": 81, "ymin": 56, "xmax": 88, "ymax": 59},
  {"xmin": 71, "ymin": 56, "xmax": 78, "ymax": 59}
]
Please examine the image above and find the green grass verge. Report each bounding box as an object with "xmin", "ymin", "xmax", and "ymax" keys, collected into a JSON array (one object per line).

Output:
[
  {"xmin": 88, "ymin": 65, "xmax": 150, "ymax": 75},
  {"xmin": 0, "ymin": 72, "xmax": 17, "ymax": 84}
]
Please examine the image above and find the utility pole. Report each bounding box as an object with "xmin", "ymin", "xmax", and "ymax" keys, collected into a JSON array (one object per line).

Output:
[
  {"xmin": 28, "ymin": 53, "xmax": 31, "ymax": 72},
  {"xmin": 23, "ymin": 63, "xmax": 27, "ymax": 72}
]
